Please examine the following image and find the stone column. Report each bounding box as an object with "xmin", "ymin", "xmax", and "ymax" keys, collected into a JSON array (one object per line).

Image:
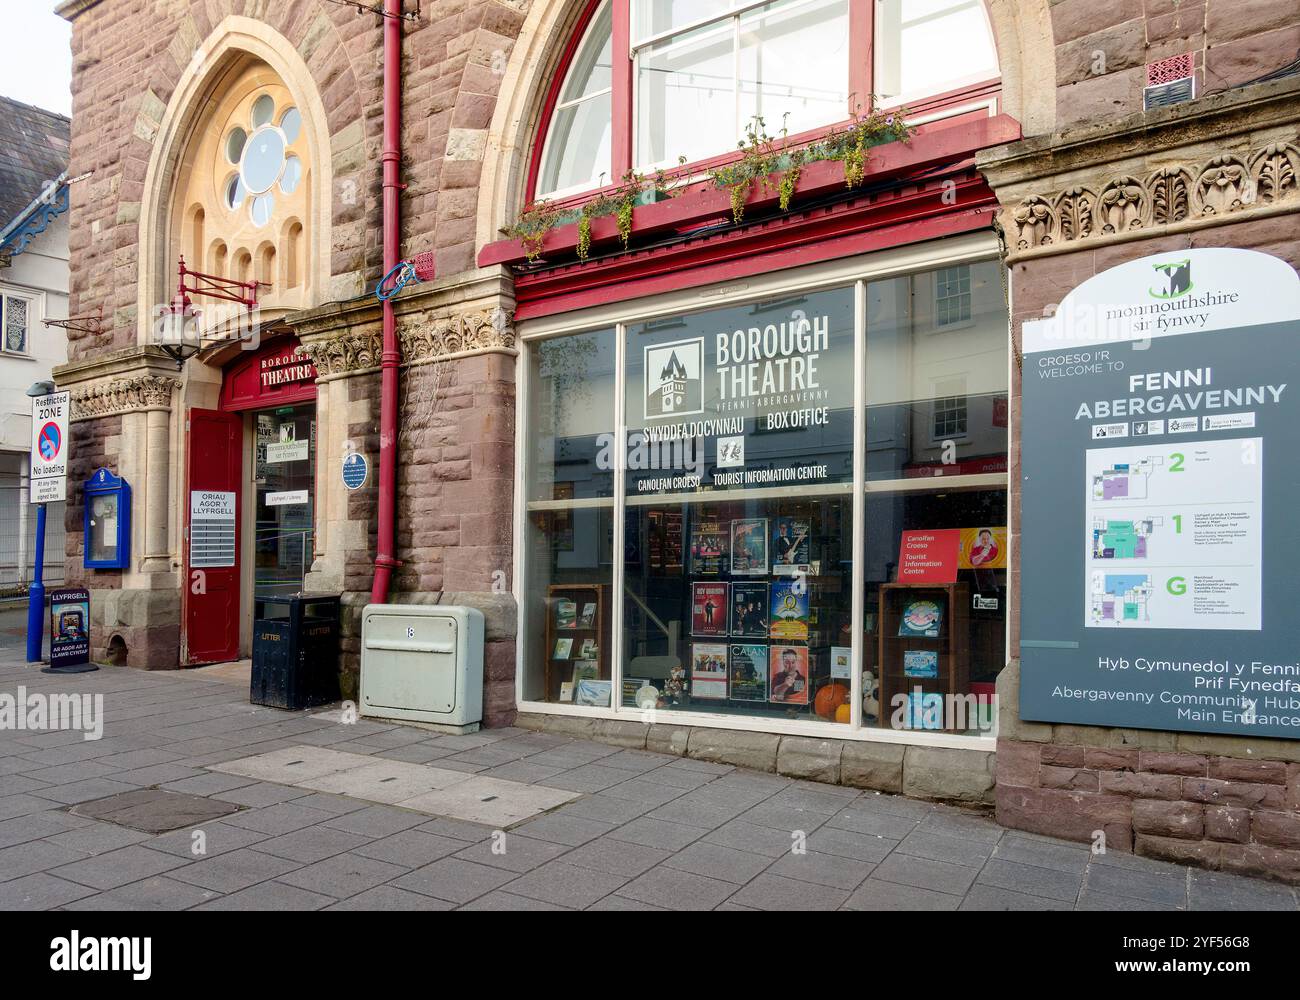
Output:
[{"xmin": 140, "ymin": 377, "xmax": 179, "ymax": 573}]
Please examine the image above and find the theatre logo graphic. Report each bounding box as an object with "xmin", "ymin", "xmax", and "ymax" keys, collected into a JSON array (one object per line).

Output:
[
  {"xmin": 645, "ymin": 339, "xmax": 704, "ymax": 419},
  {"xmin": 1150, "ymin": 258, "xmax": 1192, "ymax": 299}
]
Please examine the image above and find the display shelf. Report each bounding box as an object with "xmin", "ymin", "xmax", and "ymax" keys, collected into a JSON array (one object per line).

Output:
[
  {"xmin": 544, "ymin": 583, "xmax": 610, "ymax": 703},
  {"xmin": 877, "ymin": 581, "xmax": 970, "ymax": 732}
]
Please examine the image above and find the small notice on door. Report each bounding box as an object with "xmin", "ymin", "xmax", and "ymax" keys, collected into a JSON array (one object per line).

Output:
[
  {"xmin": 265, "ymin": 440, "xmax": 309, "ymax": 463},
  {"xmin": 190, "ymin": 490, "xmax": 236, "ymax": 568},
  {"xmin": 266, "ymin": 490, "xmax": 308, "ymax": 507}
]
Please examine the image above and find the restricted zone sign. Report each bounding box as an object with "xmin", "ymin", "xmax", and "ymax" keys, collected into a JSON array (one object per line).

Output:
[{"xmin": 29, "ymin": 390, "xmax": 70, "ymax": 504}]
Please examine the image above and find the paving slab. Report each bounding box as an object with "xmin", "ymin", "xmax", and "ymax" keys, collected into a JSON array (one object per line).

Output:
[
  {"xmin": 277, "ymin": 853, "xmax": 409, "ymax": 899},
  {"xmin": 501, "ymin": 861, "xmax": 628, "ymax": 908},
  {"xmin": 300, "ymin": 760, "xmax": 471, "ymax": 803},
  {"xmin": 209, "ymin": 746, "xmax": 366, "ymax": 783},
  {"xmin": 0, "ymin": 655, "xmax": 1293, "ymax": 911},
  {"xmin": 390, "ymin": 857, "xmax": 517, "ymax": 904},
  {"xmin": 451, "ymin": 834, "xmax": 571, "ymax": 874},
  {"xmin": 397, "ymin": 776, "xmax": 580, "ymax": 827}
]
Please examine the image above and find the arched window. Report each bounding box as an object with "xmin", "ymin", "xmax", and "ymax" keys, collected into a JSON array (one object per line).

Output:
[
  {"xmin": 536, "ymin": 0, "xmax": 614, "ymax": 197},
  {"xmin": 170, "ymin": 59, "xmax": 315, "ymax": 314},
  {"xmin": 531, "ymin": 0, "xmax": 999, "ymax": 201}
]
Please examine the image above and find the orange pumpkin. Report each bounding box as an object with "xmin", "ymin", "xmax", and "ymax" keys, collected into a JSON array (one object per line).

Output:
[{"xmin": 814, "ymin": 682, "xmax": 850, "ymax": 721}]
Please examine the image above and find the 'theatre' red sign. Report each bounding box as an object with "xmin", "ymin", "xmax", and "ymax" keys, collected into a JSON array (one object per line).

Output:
[{"xmin": 898, "ymin": 529, "xmax": 960, "ymax": 584}]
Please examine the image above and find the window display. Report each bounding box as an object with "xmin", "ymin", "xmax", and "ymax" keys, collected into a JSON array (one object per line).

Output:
[
  {"xmin": 624, "ymin": 495, "xmax": 854, "ymax": 721},
  {"xmin": 864, "ymin": 487, "xmax": 1007, "ymax": 734},
  {"xmin": 521, "ymin": 258, "xmax": 1009, "ymax": 742}
]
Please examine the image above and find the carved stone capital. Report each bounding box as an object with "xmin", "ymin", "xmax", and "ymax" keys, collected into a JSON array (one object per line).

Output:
[
  {"xmin": 295, "ymin": 329, "xmax": 383, "ymax": 378},
  {"xmin": 399, "ymin": 306, "xmax": 515, "ymax": 365},
  {"xmin": 70, "ymin": 375, "xmax": 181, "ymax": 422}
]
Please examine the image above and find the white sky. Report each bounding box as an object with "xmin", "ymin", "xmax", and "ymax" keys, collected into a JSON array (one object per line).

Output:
[{"xmin": 0, "ymin": 1, "xmax": 72, "ymax": 116}]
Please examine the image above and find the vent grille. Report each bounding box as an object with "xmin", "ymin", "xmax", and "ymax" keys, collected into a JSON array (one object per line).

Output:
[{"xmin": 1147, "ymin": 53, "xmax": 1194, "ymax": 86}]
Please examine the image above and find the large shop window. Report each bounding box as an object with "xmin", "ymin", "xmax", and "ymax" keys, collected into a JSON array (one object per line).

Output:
[
  {"xmin": 532, "ymin": 0, "xmax": 1000, "ymax": 199},
  {"xmin": 521, "ymin": 258, "xmax": 1009, "ymax": 737}
]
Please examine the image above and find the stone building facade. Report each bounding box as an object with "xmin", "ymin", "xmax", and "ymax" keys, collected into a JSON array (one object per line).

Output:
[{"xmin": 53, "ymin": 0, "xmax": 1300, "ymax": 881}]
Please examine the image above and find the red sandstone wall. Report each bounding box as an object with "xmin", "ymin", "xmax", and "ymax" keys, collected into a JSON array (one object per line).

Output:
[{"xmin": 1048, "ymin": 0, "xmax": 1300, "ymax": 130}]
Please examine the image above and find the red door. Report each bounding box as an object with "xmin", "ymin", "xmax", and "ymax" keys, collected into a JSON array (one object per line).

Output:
[{"xmin": 183, "ymin": 408, "xmax": 242, "ymax": 665}]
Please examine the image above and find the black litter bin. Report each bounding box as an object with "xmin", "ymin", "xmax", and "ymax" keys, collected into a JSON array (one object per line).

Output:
[{"xmin": 251, "ymin": 593, "xmax": 341, "ymax": 710}]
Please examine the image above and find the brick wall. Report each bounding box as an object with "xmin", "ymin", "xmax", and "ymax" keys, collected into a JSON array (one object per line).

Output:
[
  {"xmin": 1047, "ymin": 0, "xmax": 1300, "ymax": 130},
  {"xmin": 998, "ymin": 738, "xmax": 1300, "ymax": 881}
]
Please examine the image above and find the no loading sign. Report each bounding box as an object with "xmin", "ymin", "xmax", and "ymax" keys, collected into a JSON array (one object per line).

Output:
[
  {"xmin": 38, "ymin": 421, "xmax": 62, "ymax": 462},
  {"xmin": 29, "ymin": 391, "xmax": 70, "ymax": 502}
]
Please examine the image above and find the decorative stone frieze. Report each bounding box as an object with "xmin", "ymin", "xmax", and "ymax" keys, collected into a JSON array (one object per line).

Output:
[
  {"xmin": 70, "ymin": 375, "xmax": 180, "ymax": 422},
  {"xmin": 398, "ymin": 307, "xmax": 515, "ymax": 363},
  {"xmin": 298, "ymin": 305, "xmax": 516, "ymax": 379},
  {"xmin": 1006, "ymin": 141, "xmax": 1300, "ymax": 251},
  {"xmin": 295, "ymin": 329, "xmax": 383, "ymax": 378}
]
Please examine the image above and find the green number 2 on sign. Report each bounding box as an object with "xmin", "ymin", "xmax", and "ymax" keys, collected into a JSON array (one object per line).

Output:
[{"xmin": 1169, "ymin": 452, "xmax": 1185, "ymax": 472}]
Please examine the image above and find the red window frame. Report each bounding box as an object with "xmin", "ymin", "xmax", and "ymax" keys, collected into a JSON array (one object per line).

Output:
[{"xmin": 526, "ymin": 0, "xmax": 1002, "ymax": 209}]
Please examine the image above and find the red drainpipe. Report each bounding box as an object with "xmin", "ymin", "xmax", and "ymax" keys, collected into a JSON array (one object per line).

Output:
[{"xmin": 371, "ymin": 0, "xmax": 403, "ymax": 604}]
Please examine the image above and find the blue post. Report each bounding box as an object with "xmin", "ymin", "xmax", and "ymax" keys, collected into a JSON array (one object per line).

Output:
[{"xmin": 26, "ymin": 502, "xmax": 46, "ymax": 663}]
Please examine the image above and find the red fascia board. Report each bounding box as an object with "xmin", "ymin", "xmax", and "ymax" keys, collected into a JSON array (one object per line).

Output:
[
  {"xmin": 512, "ymin": 176, "xmax": 997, "ymax": 321},
  {"xmin": 479, "ymin": 113, "xmax": 1021, "ymax": 269}
]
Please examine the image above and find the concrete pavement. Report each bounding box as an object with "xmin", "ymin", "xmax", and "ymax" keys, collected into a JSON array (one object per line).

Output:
[{"xmin": 0, "ymin": 631, "xmax": 1295, "ymax": 910}]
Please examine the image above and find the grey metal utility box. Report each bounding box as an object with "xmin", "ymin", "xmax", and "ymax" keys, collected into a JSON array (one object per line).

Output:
[{"xmin": 360, "ymin": 604, "xmax": 484, "ymax": 734}]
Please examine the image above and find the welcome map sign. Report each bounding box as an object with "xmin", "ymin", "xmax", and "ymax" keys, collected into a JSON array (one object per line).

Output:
[{"xmin": 1019, "ymin": 248, "xmax": 1300, "ymax": 739}]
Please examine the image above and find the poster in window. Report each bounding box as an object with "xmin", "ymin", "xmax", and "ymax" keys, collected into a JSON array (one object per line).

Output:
[
  {"xmin": 571, "ymin": 662, "xmax": 598, "ymax": 686},
  {"xmin": 729, "ymin": 581, "xmax": 769, "ymax": 638},
  {"xmin": 664, "ymin": 512, "xmax": 684, "ymax": 569},
  {"xmin": 690, "ymin": 643, "xmax": 728, "ymax": 700},
  {"xmin": 689, "ymin": 518, "xmax": 727, "ymax": 575},
  {"xmin": 903, "ymin": 649, "xmax": 939, "ymax": 678},
  {"xmin": 958, "ymin": 526, "xmax": 1007, "ymax": 569},
  {"xmin": 898, "ymin": 598, "xmax": 944, "ymax": 638},
  {"xmin": 255, "ymin": 414, "xmax": 275, "ymax": 484},
  {"xmin": 729, "ymin": 644, "xmax": 768, "ymax": 701},
  {"xmin": 771, "ymin": 517, "xmax": 810, "ymax": 576},
  {"xmin": 552, "ymin": 482, "xmax": 575, "ymax": 551},
  {"xmin": 691, "ymin": 582, "xmax": 729, "ymax": 636},
  {"xmin": 554, "ymin": 599, "xmax": 577, "ymax": 629},
  {"xmin": 769, "ymin": 579, "xmax": 810, "ymax": 641},
  {"xmin": 647, "ymin": 511, "xmax": 662, "ymax": 567},
  {"xmin": 730, "ymin": 518, "xmax": 768, "ymax": 575},
  {"xmin": 769, "ymin": 645, "xmax": 810, "ymax": 705},
  {"xmin": 575, "ymin": 679, "xmax": 613, "ymax": 707}
]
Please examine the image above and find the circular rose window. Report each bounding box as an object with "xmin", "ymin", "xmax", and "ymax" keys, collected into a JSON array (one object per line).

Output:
[{"xmin": 224, "ymin": 96, "xmax": 303, "ymax": 227}]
